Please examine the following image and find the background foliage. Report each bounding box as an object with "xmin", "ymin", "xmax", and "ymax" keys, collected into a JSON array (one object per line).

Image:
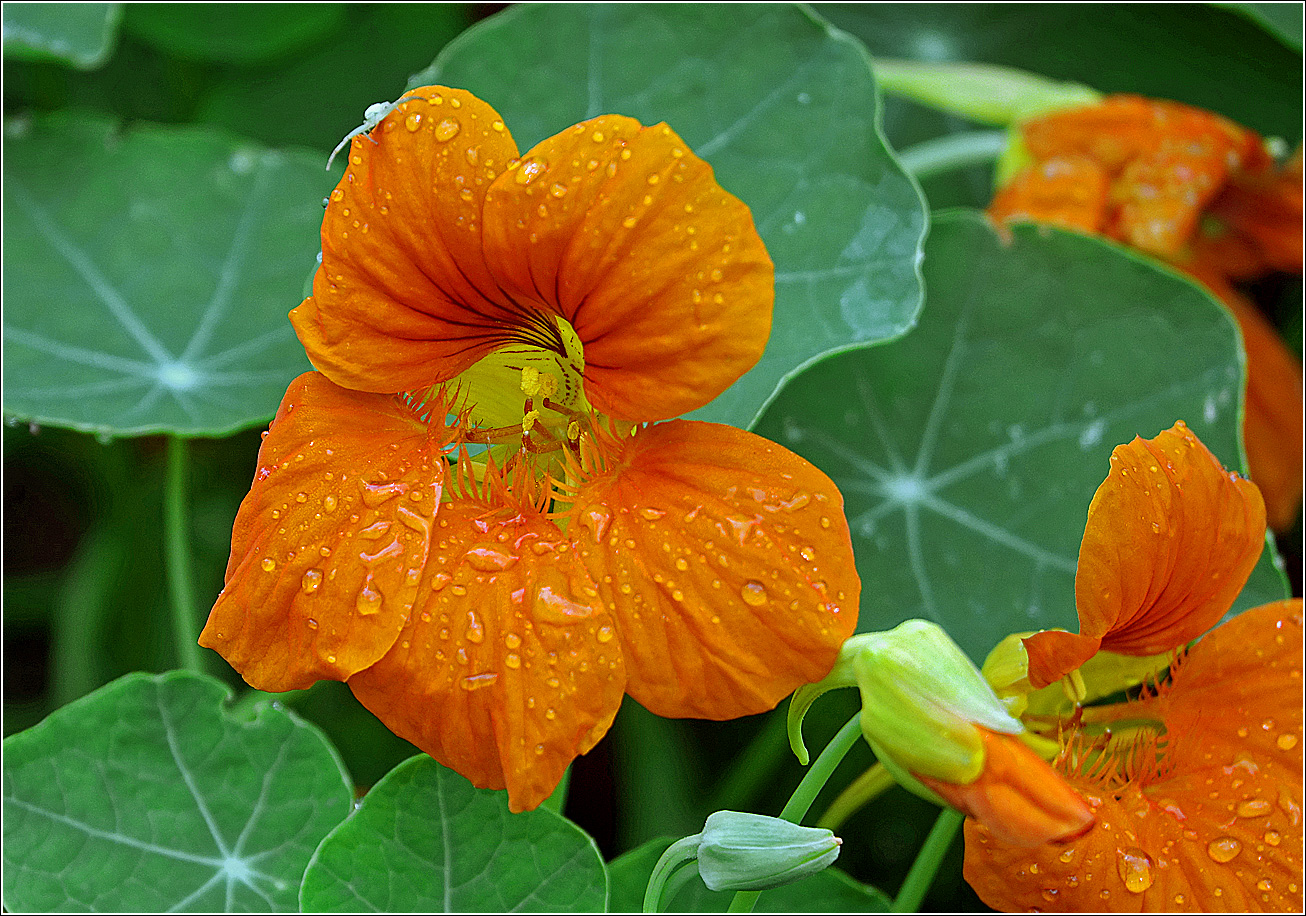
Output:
[{"xmin": 4, "ymin": 3, "xmax": 1301, "ymax": 912}]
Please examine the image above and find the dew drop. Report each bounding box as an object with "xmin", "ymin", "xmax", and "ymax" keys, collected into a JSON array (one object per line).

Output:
[
  {"xmin": 1277, "ymin": 734, "xmax": 1298, "ymax": 750},
  {"xmin": 431, "ymin": 572, "xmax": 451, "ymax": 592},
  {"xmin": 1257, "ymin": 879, "xmax": 1273, "ymax": 893},
  {"xmin": 1265, "ymin": 830, "xmax": 1282, "ymax": 846},
  {"xmin": 465, "ymin": 544, "xmax": 518, "ymax": 572},
  {"xmin": 300, "ymin": 568, "xmax": 323, "ymax": 595},
  {"xmin": 465, "ymin": 611, "xmax": 485, "ymax": 643},
  {"xmin": 356, "ymin": 575, "xmax": 383, "ymax": 615},
  {"xmin": 741, "ymin": 580, "xmax": 768, "ymax": 607},
  {"xmin": 1058, "ymin": 849, "xmax": 1075, "ymax": 864},
  {"xmin": 675, "ymin": 557, "xmax": 689, "ymax": 571},
  {"xmin": 596, "ymin": 624, "xmax": 615, "ymax": 644},
  {"xmin": 260, "ymin": 557, "xmax": 276, "ymax": 572},
  {"xmin": 451, "ymin": 584, "xmax": 467, "ymax": 596},
  {"xmin": 434, "ymin": 117, "xmax": 460, "ymax": 141},
  {"xmin": 550, "ymin": 182, "xmax": 568, "ymax": 198},
  {"xmin": 579, "ymin": 505, "xmax": 612, "ymax": 543},
  {"xmin": 1237, "ymin": 798, "xmax": 1273, "ymax": 818},
  {"xmin": 404, "ymin": 112, "xmax": 422, "ymax": 132},
  {"xmin": 307, "ymin": 618, "xmax": 319, "ymax": 630},
  {"xmin": 505, "ymin": 653, "xmax": 521, "ymax": 669},
  {"xmin": 323, "ymin": 494, "xmax": 338, "ymax": 513},
  {"xmin": 505, "ymin": 632, "xmax": 522, "ymax": 649},
  {"xmin": 1116, "ymin": 848, "xmax": 1152, "ymax": 894},
  {"xmin": 461, "ymin": 673, "xmax": 498, "ymax": 691},
  {"xmin": 622, "ymin": 216, "xmax": 638, "ymax": 229},
  {"xmin": 515, "ymin": 158, "xmax": 546, "ymax": 185},
  {"xmin": 534, "ymin": 743, "xmax": 545, "ymax": 755},
  {"xmin": 1207, "ymin": 836, "xmax": 1242, "ymax": 863},
  {"xmin": 639, "ymin": 506, "xmax": 666, "ymax": 521}
]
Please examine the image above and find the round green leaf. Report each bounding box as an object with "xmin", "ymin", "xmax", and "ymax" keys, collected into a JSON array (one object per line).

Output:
[
  {"xmin": 123, "ymin": 3, "xmax": 345, "ymax": 66},
  {"xmin": 2, "ymin": 671, "xmax": 353, "ymax": 912},
  {"xmin": 2, "ymin": 2, "xmax": 122, "ymax": 69},
  {"xmin": 420, "ymin": 3, "xmax": 927, "ymax": 429},
  {"xmin": 756, "ymin": 211, "xmax": 1289, "ymax": 661},
  {"xmin": 3, "ymin": 113, "xmax": 326, "ymax": 438},
  {"xmin": 608, "ymin": 836, "xmax": 891, "ymax": 912},
  {"xmin": 300, "ymin": 755, "xmax": 607, "ymax": 912}
]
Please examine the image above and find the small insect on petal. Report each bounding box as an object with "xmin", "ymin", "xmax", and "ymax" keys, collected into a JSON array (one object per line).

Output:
[{"xmin": 326, "ymin": 93, "xmax": 426, "ymax": 171}]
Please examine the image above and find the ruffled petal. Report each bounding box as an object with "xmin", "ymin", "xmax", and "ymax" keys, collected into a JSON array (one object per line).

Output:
[
  {"xmin": 200, "ymin": 372, "xmax": 449, "ymax": 691},
  {"xmin": 988, "ymin": 155, "xmax": 1111, "ymax": 234},
  {"xmin": 1026, "ymin": 422, "xmax": 1265, "ymax": 688},
  {"xmin": 291, "ymin": 87, "xmax": 524, "ymax": 394},
  {"xmin": 481, "ymin": 116, "xmax": 772, "ymax": 422},
  {"xmin": 965, "ymin": 601, "xmax": 1304, "ymax": 912},
  {"xmin": 347, "ymin": 497, "xmax": 626, "ymax": 812},
  {"xmin": 565, "ymin": 419, "xmax": 858, "ymax": 719}
]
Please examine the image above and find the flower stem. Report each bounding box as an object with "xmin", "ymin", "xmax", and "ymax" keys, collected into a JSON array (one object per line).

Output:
[
  {"xmin": 165, "ymin": 435, "xmax": 204, "ymax": 674},
  {"xmin": 727, "ymin": 712, "xmax": 863, "ymax": 914},
  {"xmin": 643, "ymin": 835, "xmax": 703, "ymax": 913},
  {"xmin": 895, "ymin": 131, "xmax": 1008, "ymax": 181},
  {"xmin": 816, "ymin": 761, "xmax": 896, "ymax": 832},
  {"xmin": 890, "ymin": 807, "xmax": 964, "ymax": 913}
]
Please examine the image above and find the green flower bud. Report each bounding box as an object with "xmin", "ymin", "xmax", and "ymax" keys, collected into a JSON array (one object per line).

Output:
[{"xmin": 697, "ymin": 811, "xmax": 842, "ymax": 892}]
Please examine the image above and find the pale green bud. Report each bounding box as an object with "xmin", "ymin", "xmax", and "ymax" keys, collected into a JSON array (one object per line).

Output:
[{"xmin": 697, "ymin": 811, "xmax": 842, "ymax": 892}]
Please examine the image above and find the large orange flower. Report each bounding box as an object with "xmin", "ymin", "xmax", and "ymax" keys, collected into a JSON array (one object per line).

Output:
[
  {"xmin": 989, "ymin": 96, "xmax": 1304, "ymax": 531},
  {"xmin": 199, "ymin": 87, "xmax": 859, "ymax": 812},
  {"xmin": 965, "ymin": 423, "xmax": 1303, "ymax": 910}
]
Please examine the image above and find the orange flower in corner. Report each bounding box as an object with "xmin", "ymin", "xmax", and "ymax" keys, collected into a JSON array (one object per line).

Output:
[
  {"xmin": 965, "ymin": 422, "xmax": 1304, "ymax": 911},
  {"xmin": 198, "ymin": 87, "xmax": 860, "ymax": 812},
  {"xmin": 989, "ymin": 96, "xmax": 1304, "ymax": 531}
]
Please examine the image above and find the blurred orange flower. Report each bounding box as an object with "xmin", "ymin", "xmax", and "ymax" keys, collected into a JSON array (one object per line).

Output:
[
  {"xmin": 199, "ymin": 87, "xmax": 859, "ymax": 811},
  {"xmin": 990, "ymin": 96, "xmax": 1304, "ymax": 531},
  {"xmin": 966, "ymin": 423, "xmax": 1303, "ymax": 910}
]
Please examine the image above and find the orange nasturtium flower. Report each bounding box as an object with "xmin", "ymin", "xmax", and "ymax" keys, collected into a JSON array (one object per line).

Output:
[
  {"xmin": 989, "ymin": 95, "xmax": 1305, "ymax": 532},
  {"xmin": 965, "ymin": 422, "xmax": 1304, "ymax": 911},
  {"xmin": 198, "ymin": 87, "xmax": 860, "ymax": 811}
]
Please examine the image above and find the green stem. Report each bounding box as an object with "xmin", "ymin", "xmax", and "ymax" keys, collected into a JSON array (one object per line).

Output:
[
  {"xmin": 165, "ymin": 436, "xmax": 204, "ymax": 674},
  {"xmin": 895, "ymin": 131, "xmax": 1008, "ymax": 181},
  {"xmin": 816, "ymin": 761, "xmax": 896, "ymax": 832},
  {"xmin": 891, "ymin": 807, "xmax": 964, "ymax": 913},
  {"xmin": 643, "ymin": 835, "xmax": 703, "ymax": 913},
  {"xmin": 727, "ymin": 713, "xmax": 863, "ymax": 914}
]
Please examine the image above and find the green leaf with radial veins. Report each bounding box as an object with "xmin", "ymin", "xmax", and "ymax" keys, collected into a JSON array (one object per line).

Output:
[
  {"xmin": 299, "ymin": 755, "xmax": 608, "ymax": 912},
  {"xmin": 755, "ymin": 211, "xmax": 1289, "ymax": 662},
  {"xmin": 418, "ymin": 2, "xmax": 928, "ymax": 430},
  {"xmin": 2, "ymin": 672, "xmax": 353, "ymax": 912},
  {"xmin": 2, "ymin": 2, "xmax": 122, "ymax": 69},
  {"xmin": 3, "ymin": 113, "xmax": 328, "ymax": 439}
]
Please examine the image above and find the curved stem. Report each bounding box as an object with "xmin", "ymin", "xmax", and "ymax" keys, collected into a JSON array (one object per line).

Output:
[
  {"xmin": 644, "ymin": 835, "xmax": 702, "ymax": 913},
  {"xmin": 891, "ymin": 807, "xmax": 964, "ymax": 913},
  {"xmin": 895, "ymin": 131, "xmax": 1008, "ymax": 181},
  {"xmin": 728, "ymin": 712, "xmax": 864, "ymax": 913},
  {"xmin": 164, "ymin": 436, "xmax": 204, "ymax": 674},
  {"xmin": 816, "ymin": 762, "xmax": 896, "ymax": 832}
]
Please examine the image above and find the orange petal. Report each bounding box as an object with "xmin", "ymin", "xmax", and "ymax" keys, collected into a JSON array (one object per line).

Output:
[
  {"xmin": 481, "ymin": 116, "xmax": 773, "ymax": 422},
  {"xmin": 291, "ymin": 87, "xmax": 524, "ymax": 394},
  {"xmin": 565, "ymin": 419, "xmax": 859, "ymax": 719},
  {"xmin": 964, "ymin": 600, "xmax": 1304, "ymax": 912},
  {"xmin": 988, "ymin": 155, "xmax": 1110, "ymax": 234},
  {"xmin": 918, "ymin": 728, "xmax": 1094, "ymax": 848},
  {"xmin": 200, "ymin": 372, "xmax": 450, "ymax": 691},
  {"xmin": 1206, "ymin": 147, "xmax": 1304, "ymax": 276},
  {"xmin": 1026, "ymin": 422, "xmax": 1266, "ymax": 688},
  {"xmin": 347, "ymin": 497, "xmax": 626, "ymax": 812}
]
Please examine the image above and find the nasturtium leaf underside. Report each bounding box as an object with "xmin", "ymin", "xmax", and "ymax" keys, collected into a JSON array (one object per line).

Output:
[
  {"xmin": 1, "ymin": 2, "xmax": 122, "ymax": 69},
  {"xmin": 2, "ymin": 672, "xmax": 353, "ymax": 912},
  {"xmin": 3, "ymin": 113, "xmax": 327, "ymax": 438},
  {"xmin": 756, "ymin": 211, "xmax": 1289, "ymax": 662},
  {"xmin": 122, "ymin": 3, "xmax": 346, "ymax": 66},
  {"xmin": 607, "ymin": 836, "xmax": 892, "ymax": 912},
  {"xmin": 422, "ymin": 2, "xmax": 928, "ymax": 430},
  {"xmin": 300, "ymin": 755, "xmax": 608, "ymax": 913}
]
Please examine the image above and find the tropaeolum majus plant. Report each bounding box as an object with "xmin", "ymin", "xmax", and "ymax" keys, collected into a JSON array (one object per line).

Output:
[{"xmin": 198, "ymin": 86, "xmax": 860, "ymax": 811}]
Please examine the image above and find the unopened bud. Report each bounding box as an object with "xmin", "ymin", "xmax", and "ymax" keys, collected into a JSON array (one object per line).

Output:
[{"xmin": 697, "ymin": 811, "xmax": 842, "ymax": 892}]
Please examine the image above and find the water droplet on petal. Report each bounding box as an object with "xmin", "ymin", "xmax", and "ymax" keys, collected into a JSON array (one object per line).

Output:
[
  {"xmin": 579, "ymin": 506, "xmax": 612, "ymax": 543},
  {"xmin": 465, "ymin": 545, "xmax": 518, "ymax": 572},
  {"xmin": 404, "ymin": 112, "xmax": 422, "ymax": 132},
  {"xmin": 260, "ymin": 557, "xmax": 276, "ymax": 572},
  {"xmin": 356, "ymin": 575, "xmax": 383, "ymax": 615},
  {"xmin": 307, "ymin": 618, "xmax": 319, "ymax": 630},
  {"xmin": 301, "ymin": 569, "xmax": 323, "ymax": 594},
  {"xmin": 461, "ymin": 673, "xmax": 498, "ymax": 691},
  {"xmin": 741, "ymin": 580, "xmax": 768, "ymax": 607},
  {"xmin": 515, "ymin": 158, "xmax": 546, "ymax": 185},
  {"xmin": 1116, "ymin": 848, "xmax": 1152, "ymax": 894},
  {"xmin": 505, "ymin": 653, "xmax": 521, "ymax": 669},
  {"xmin": 1265, "ymin": 830, "xmax": 1282, "ymax": 846},
  {"xmin": 465, "ymin": 611, "xmax": 485, "ymax": 643},
  {"xmin": 1237, "ymin": 798, "xmax": 1273, "ymax": 818},
  {"xmin": 534, "ymin": 586, "xmax": 594, "ymax": 624},
  {"xmin": 550, "ymin": 182, "xmax": 568, "ymax": 198},
  {"xmin": 360, "ymin": 480, "xmax": 407, "ymax": 508},
  {"xmin": 1207, "ymin": 836, "xmax": 1242, "ymax": 863},
  {"xmin": 434, "ymin": 117, "xmax": 460, "ymax": 141},
  {"xmin": 1278, "ymin": 734, "xmax": 1298, "ymax": 750},
  {"xmin": 597, "ymin": 625, "xmax": 615, "ymax": 644},
  {"xmin": 505, "ymin": 632, "xmax": 522, "ymax": 649},
  {"xmin": 323, "ymin": 495, "xmax": 338, "ymax": 513},
  {"xmin": 639, "ymin": 506, "xmax": 666, "ymax": 521}
]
